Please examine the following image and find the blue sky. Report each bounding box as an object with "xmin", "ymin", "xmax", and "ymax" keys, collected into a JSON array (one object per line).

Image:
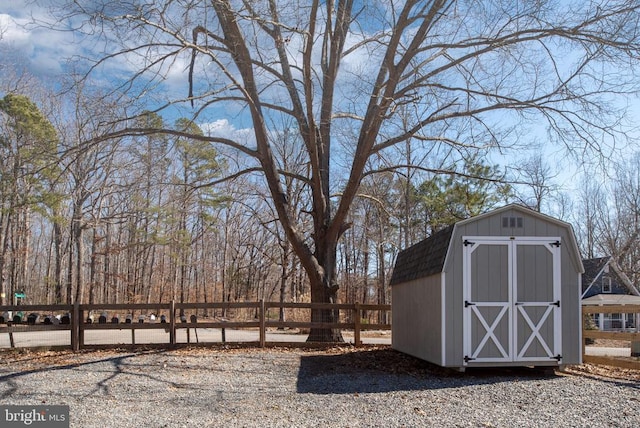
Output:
[
  {"xmin": 0, "ymin": 1, "xmax": 74, "ymax": 76},
  {"xmin": 1, "ymin": 1, "xmax": 258, "ymax": 147},
  {"xmin": 2, "ymin": 0, "xmax": 640, "ymax": 215}
]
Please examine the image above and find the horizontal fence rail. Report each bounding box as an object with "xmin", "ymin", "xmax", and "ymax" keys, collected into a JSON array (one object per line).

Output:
[
  {"xmin": 582, "ymin": 304, "xmax": 640, "ymax": 370},
  {"xmin": 4, "ymin": 302, "xmax": 640, "ymax": 371},
  {"xmin": 0, "ymin": 301, "xmax": 391, "ymax": 351}
]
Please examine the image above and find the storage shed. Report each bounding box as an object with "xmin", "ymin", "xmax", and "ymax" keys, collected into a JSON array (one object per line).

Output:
[{"xmin": 391, "ymin": 204, "xmax": 584, "ymax": 369}]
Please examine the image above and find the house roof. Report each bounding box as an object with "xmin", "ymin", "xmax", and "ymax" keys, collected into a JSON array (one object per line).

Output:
[
  {"xmin": 581, "ymin": 256, "xmax": 611, "ymax": 294},
  {"xmin": 581, "ymin": 256, "xmax": 640, "ymax": 297},
  {"xmin": 389, "ymin": 225, "xmax": 454, "ymax": 286},
  {"xmin": 582, "ymin": 293, "xmax": 640, "ymax": 305}
]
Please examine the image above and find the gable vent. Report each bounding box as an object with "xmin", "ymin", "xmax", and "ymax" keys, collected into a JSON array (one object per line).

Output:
[{"xmin": 502, "ymin": 216, "xmax": 523, "ymax": 228}]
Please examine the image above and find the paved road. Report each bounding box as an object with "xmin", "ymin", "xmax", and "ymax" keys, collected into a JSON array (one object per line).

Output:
[
  {"xmin": 0, "ymin": 327, "xmax": 392, "ymax": 348},
  {"xmin": 584, "ymin": 346, "xmax": 631, "ymax": 357},
  {"xmin": 0, "ymin": 328, "xmax": 632, "ymax": 358}
]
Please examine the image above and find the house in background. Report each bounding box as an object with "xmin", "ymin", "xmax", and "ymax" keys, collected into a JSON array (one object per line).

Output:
[{"xmin": 581, "ymin": 256, "xmax": 640, "ymax": 331}]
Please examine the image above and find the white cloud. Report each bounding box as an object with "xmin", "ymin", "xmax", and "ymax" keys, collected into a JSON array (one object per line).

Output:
[
  {"xmin": 200, "ymin": 119, "xmax": 258, "ymax": 172},
  {"xmin": 0, "ymin": 2, "xmax": 152, "ymax": 81},
  {"xmin": 0, "ymin": 3, "xmax": 82, "ymax": 77},
  {"xmin": 1, "ymin": 13, "xmax": 31, "ymax": 46},
  {"xmin": 202, "ymin": 119, "xmax": 254, "ymax": 142}
]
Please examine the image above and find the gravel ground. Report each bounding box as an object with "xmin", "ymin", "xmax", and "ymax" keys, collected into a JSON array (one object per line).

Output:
[{"xmin": 1, "ymin": 346, "xmax": 639, "ymax": 427}]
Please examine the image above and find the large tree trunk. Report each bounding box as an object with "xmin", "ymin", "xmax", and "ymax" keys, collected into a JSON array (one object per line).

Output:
[
  {"xmin": 306, "ymin": 240, "xmax": 344, "ymax": 343},
  {"xmin": 307, "ymin": 281, "xmax": 343, "ymax": 342}
]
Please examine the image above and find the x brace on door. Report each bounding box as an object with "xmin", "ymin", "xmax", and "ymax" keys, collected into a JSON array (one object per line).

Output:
[
  {"xmin": 468, "ymin": 304, "xmax": 510, "ymax": 360},
  {"xmin": 516, "ymin": 304, "xmax": 554, "ymax": 359}
]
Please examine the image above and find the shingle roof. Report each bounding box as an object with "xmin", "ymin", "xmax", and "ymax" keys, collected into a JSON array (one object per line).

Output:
[
  {"xmin": 581, "ymin": 256, "xmax": 610, "ymax": 293},
  {"xmin": 390, "ymin": 225, "xmax": 454, "ymax": 286}
]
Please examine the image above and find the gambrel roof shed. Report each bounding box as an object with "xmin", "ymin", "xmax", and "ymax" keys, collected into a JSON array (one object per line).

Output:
[{"xmin": 391, "ymin": 204, "xmax": 584, "ymax": 369}]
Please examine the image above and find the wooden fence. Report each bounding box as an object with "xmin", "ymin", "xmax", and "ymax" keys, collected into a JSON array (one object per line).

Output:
[
  {"xmin": 4, "ymin": 301, "xmax": 640, "ymax": 371},
  {"xmin": 0, "ymin": 301, "xmax": 391, "ymax": 351},
  {"xmin": 582, "ymin": 304, "xmax": 640, "ymax": 370}
]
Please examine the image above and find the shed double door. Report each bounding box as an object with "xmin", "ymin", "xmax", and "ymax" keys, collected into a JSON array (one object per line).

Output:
[{"xmin": 462, "ymin": 237, "xmax": 562, "ymax": 365}]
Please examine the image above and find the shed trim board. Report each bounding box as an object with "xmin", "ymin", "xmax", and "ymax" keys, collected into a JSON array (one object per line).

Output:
[
  {"xmin": 441, "ymin": 273, "xmax": 446, "ymax": 366},
  {"xmin": 578, "ymin": 272, "xmax": 583, "ymax": 364},
  {"xmin": 462, "ymin": 235, "xmax": 562, "ymax": 366}
]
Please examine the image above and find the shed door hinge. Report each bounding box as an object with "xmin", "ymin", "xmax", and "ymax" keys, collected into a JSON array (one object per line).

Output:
[
  {"xmin": 551, "ymin": 240, "xmax": 561, "ymax": 247},
  {"xmin": 550, "ymin": 300, "xmax": 560, "ymax": 307},
  {"xmin": 465, "ymin": 300, "xmax": 476, "ymax": 308},
  {"xmin": 464, "ymin": 356, "xmax": 475, "ymax": 363},
  {"xmin": 552, "ymin": 354, "xmax": 562, "ymax": 361},
  {"xmin": 463, "ymin": 239, "xmax": 475, "ymax": 246}
]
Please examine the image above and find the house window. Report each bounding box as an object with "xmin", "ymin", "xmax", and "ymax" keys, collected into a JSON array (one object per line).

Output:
[
  {"xmin": 603, "ymin": 313, "xmax": 623, "ymax": 330},
  {"xmin": 590, "ymin": 313, "xmax": 599, "ymax": 328},
  {"xmin": 602, "ymin": 275, "xmax": 612, "ymax": 293}
]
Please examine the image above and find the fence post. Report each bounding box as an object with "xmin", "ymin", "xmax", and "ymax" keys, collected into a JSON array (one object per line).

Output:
[
  {"xmin": 580, "ymin": 315, "xmax": 587, "ymax": 363},
  {"xmin": 78, "ymin": 305, "xmax": 85, "ymax": 350},
  {"xmin": 259, "ymin": 299, "xmax": 266, "ymax": 348},
  {"xmin": 72, "ymin": 302, "xmax": 80, "ymax": 352},
  {"xmin": 169, "ymin": 300, "xmax": 176, "ymax": 346},
  {"xmin": 354, "ymin": 302, "xmax": 361, "ymax": 347}
]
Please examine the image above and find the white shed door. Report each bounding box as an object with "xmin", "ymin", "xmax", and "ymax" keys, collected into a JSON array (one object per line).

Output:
[{"xmin": 463, "ymin": 237, "xmax": 562, "ymax": 365}]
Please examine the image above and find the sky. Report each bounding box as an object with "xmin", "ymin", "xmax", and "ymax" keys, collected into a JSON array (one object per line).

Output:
[
  {"xmin": 0, "ymin": 1, "xmax": 201, "ymax": 100},
  {"xmin": 2, "ymin": 1, "xmax": 640, "ymax": 217},
  {"xmin": 1, "ymin": 1, "xmax": 258, "ymax": 155},
  {"xmin": 0, "ymin": 1, "xmax": 75, "ymax": 76}
]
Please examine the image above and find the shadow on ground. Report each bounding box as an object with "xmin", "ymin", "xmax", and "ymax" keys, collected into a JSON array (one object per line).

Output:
[
  {"xmin": 296, "ymin": 348, "xmax": 559, "ymax": 394},
  {"xmin": 0, "ymin": 349, "xmax": 165, "ymax": 400}
]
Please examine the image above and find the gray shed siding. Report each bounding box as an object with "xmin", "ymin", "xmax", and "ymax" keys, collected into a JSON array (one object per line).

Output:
[
  {"xmin": 443, "ymin": 207, "xmax": 582, "ymax": 366},
  {"xmin": 391, "ymin": 275, "xmax": 442, "ymax": 364},
  {"xmin": 391, "ymin": 205, "xmax": 583, "ymax": 369}
]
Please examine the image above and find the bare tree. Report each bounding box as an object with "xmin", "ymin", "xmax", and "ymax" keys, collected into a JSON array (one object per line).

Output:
[
  {"xmin": 588, "ymin": 154, "xmax": 640, "ymax": 285},
  {"xmin": 63, "ymin": 89, "xmax": 121, "ymax": 304},
  {"xmin": 574, "ymin": 176, "xmax": 607, "ymax": 260},
  {"xmin": 55, "ymin": 0, "xmax": 640, "ymax": 341},
  {"xmin": 512, "ymin": 152, "xmax": 559, "ymax": 213}
]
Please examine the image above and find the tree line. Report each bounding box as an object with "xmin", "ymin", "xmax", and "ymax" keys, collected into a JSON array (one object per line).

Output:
[
  {"xmin": 4, "ymin": 80, "xmax": 640, "ymax": 311},
  {"xmin": 0, "ymin": 85, "xmax": 516, "ymax": 308}
]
